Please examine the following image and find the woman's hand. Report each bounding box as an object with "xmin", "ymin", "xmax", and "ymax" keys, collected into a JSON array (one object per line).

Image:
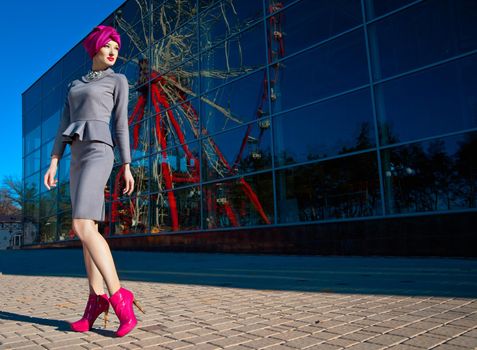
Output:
[
  {"xmin": 123, "ymin": 164, "xmax": 135, "ymax": 196},
  {"xmin": 44, "ymin": 164, "xmax": 58, "ymax": 190}
]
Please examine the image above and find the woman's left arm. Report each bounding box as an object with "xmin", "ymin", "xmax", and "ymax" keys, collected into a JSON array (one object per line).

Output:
[
  {"xmin": 113, "ymin": 74, "xmax": 134, "ymax": 195},
  {"xmin": 113, "ymin": 74, "xmax": 132, "ymax": 165}
]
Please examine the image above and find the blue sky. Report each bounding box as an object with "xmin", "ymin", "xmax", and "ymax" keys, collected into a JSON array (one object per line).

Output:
[{"xmin": 0, "ymin": 0, "xmax": 125, "ymax": 183}]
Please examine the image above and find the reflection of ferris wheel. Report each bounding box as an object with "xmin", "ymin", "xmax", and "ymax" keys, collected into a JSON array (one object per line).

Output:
[{"xmin": 111, "ymin": 1, "xmax": 285, "ymax": 231}]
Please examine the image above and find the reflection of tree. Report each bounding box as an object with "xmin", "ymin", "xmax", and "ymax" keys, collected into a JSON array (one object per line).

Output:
[
  {"xmin": 239, "ymin": 149, "xmax": 272, "ymax": 174},
  {"xmin": 288, "ymin": 152, "xmax": 379, "ymax": 222},
  {"xmin": 379, "ymin": 121, "xmax": 400, "ymax": 145},
  {"xmin": 339, "ymin": 122, "xmax": 374, "ymax": 154},
  {"xmin": 454, "ymin": 133, "xmax": 477, "ymax": 208},
  {"xmin": 285, "ymin": 122, "xmax": 477, "ymax": 221},
  {"xmin": 279, "ymin": 121, "xmax": 376, "ymax": 164},
  {"xmin": 385, "ymin": 132, "xmax": 477, "ymax": 213},
  {"xmin": 277, "ymin": 122, "xmax": 378, "ymax": 222}
]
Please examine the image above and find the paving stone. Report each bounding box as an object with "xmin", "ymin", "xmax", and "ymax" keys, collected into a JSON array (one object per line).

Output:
[
  {"xmin": 261, "ymin": 345, "xmax": 296, "ymax": 350},
  {"xmin": 1, "ymin": 257, "xmax": 476, "ymax": 350},
  {"xmin": 445, "ymin": 335, "xmax": 477, "ymax": 348},
  {"xmin": 385, "ymin": 344, "xmax": 424, "ymax": 350},
  {"xmin": 430, "ymin": 343, "xmax": 476, "ymax": 350},
  {"xmin": 322, "ymin": 336, "xmax": 358, "ymax": 348},
  {"xmin": 387, "ymin": 327, "xmax": 426, "ymax": 338},
  {"xmin": 343, "ymin": 341, "xmax": 386, "ymax": 350},
  {"xmin": 340, "ymin": 330, "xmax": 380, "ymax": 342},
  {"xmin": 270, "ymin": 330, "xmax": 310, "ymax": 341},
  {"xmin": 209, "ymin": 335, "xmax": 253, "ymax": 347},
  {"xmin": 184, "ymin": 344, "xmax": 222, "ymax": 350},
  {"xmin": 0, "ymin": 340, "xmax": 37, "ymax": 349},
  {"xmin": 238, "ymin": 336, "xmax": 286, "ymax": 349},
  {"xmin": 366, "ymin": 333, "xmax": 408, "ymax": 346},
  {"xmin": 425, "ymin": 325, "xmax": 469, "ymax": 338},
  {"xmin": 184, "ymin": 333, "xmax": 225, "ymax": 345},
  {"xmin": 280, "ymin": 336, "xmax": 324, "ymax": 349},
  {"xmin": 401, "ymin": 334, "xmax": 447, "ymax": 348}
]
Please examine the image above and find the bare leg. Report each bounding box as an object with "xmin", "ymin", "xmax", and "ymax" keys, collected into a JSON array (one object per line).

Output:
[
  {"xmin": 74, "ymin": 218, "xmax": 121, "ymax": 296},
  {"xmin": 83, "ymin": 241, "xmax": 105, "ymax": 295}
]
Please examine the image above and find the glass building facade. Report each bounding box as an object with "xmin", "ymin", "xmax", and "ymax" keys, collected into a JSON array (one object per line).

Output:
[{"xmin": 22, "ymin": 0, "xmax": 477, "ymax": 254}]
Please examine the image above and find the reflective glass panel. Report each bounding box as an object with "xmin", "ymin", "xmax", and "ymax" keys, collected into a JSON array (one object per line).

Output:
[
  {"xmin": 364, "ymin": 0, "xmax": 415, "ymax": 19},
  {"xmin": 382, "ymin": 131, "xmax": 477, "ymax": 214},
  {"xmin": 124, "ymin": 118, "xmax": 149, "ymax": 161},
  {"xmin": 274, "ymin": 89, "xmax": 375, "ymax": 166},
  {"xmin": 58, "ymin": 181, "xmax": 71, "ymax": 213},
  {"xmin": 151, "ymin": 186, "xmax": 201, "ymax": 232},
  {"xmin": 58, "ymin": 155, "xmax": 71, "ymax": 185},
  {"xmin": 201, "ymin": 69, "xmax": 269, "ymax": 133},
  {"xmin": 23, "ymin": 200, "xmax": 40, "ymax": 224},
  {"xmin": 152, "ymin": 0, "xmax": 197, "ymax": 41},
  {"xmin": 40, "ymin": 189, "xmax": 57, "ymax": 217},
  {"xmin": 151, "ymin": 18, "xmax": 198, "ymax": 70},
  {"xmin": 42, "ymin": 61, "xmax": 62, "ymax": 93},
  {"xmin": 24, "ymin": 149, "xmax": 40, "ymax": 178},
  {"xmin": 102, "ymin": 201, "xmax": 112, "ymax": 237},
  {"xmin": 23, "ymin": 201, "xmax": 40, "ymax": 244},
  {"xmin": 276, "ymin": 152, "xmax": 381, "ymax": 223},
  {"xmin": 273, "ymin": 28, "xmax": 368, "ymax": 113},
  {"xmin": 42, "ymin": 87, "xmax": 62, "ymax": 142},
  {"xmin": 376, "ymin": 54, "xmax": 477, "ymax": 146},
  {"xmin": 63, "ymin": 44, "xmax": 88, "ymax": 81},
  {"xmin": 203, "ymin": 172, "xmax": 274, "ymax": 228},
  {"xmin": 115, "ymin": 0, "xmax": 150, "ymax": 35},
  {"xmin": 23, "ymin": 80, "xmax": 41, "ymax": 114},
  {"xmin": 150, "ymin": 57, "xmax": 199, "ymax": 98},
  {"xmin": 112, "ymin": 194, "xmax": 149, "ymax": 234},
  {"xmin": 126, "ymin": 82, "xmax": 151, "ymax": 124},
  {"xmin": 58, "ymin": 211, "xmax": 73, "ymax": 241},
  {"xmin": 24, "ymin": 172, "xmax": 40, "ymax": 201},
  {"xmin": 41, "ymin": 139, "xmax": 54, "ymax": 171},
  {"xmin": 151, "ymin": 98, "xmax": 200, "ymax": 151},
  {"xmin": 111, "ymin": 156, "xmax": 149, "ymax": 199},
  {"xmin": 368, "ymin": 0, "xmax": 477, "ymax": 80},
  {"xmin": 200, "ymin": 21, "xmax": 266, "ymax": 92},
  {"xmin": 39, "ymin": 216, "xmax": 57, "ymax": 243},
  {"xmin": 267, "ymin": 0, "xmax": 362, "ymax": 62},
  {"xmin": 24, "ymin": 106, "xmax": 41, "ymax": 155},
  {"xmin": 115, "ymin": 50, "xmax": 150, "ymax": 90},
  {"xmin": 202, "ymin": 122, "xmax": 272, "ymax": 181},
  {"xmin": 151, "ymin": 141, "xmax": 199, "ymax": 192},
  {"xmin": 200, "ymin": 0, "xmax": 263, "ymax": 52}
]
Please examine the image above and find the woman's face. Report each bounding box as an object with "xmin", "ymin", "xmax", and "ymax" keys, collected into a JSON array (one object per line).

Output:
[{"xmin": 93, "ymin": 39, "xmax": 119, "ymax": 67}]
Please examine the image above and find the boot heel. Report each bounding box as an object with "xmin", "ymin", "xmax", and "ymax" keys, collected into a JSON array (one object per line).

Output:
[
  {"xmin": 133, "ymin": 299, "xmax": 146, "ymax": 314},
  {"xmin": 103, "ymin": 308, "xmax": 109, "ymax": 328}
]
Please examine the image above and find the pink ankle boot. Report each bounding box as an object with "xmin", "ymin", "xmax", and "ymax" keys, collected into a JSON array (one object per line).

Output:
[
  {"xmin": 69, "ymin": 293, "xmax": 109, "ymax": 332},
  {"xmin": 109, "ymin": 287, "xmax": 145, "ymax": 337}
]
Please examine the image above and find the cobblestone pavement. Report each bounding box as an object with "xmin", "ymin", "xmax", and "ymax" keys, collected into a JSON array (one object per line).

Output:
[{"xmin": 0, "ymin": 250, "xmax": 476, "ymax": 349}]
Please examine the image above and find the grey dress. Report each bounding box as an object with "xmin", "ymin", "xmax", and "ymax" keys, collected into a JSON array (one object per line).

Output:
[{"xmin": 51, "ymin": 67, "xmax": 132, "ymax": 222}]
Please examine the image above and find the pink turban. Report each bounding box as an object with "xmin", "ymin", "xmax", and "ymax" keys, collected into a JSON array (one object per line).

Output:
[{"xmin": 82, "ymin": 25, "xmax": 121, "ymax": 59}]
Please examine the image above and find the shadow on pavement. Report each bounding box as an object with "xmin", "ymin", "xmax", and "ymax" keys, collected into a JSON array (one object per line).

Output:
[
  {"xmin": 1, "ymin": 249, "xmax": 476, "ymax": 298},
  {"xmin": 0, "ymin": 310, "xmax": 117, "ymax": 336}
]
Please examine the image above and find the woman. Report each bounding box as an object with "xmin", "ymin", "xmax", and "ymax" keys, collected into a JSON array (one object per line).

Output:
[{"xmin": 43, "ymin": 25, "xmax": 144, "ymax": 337}]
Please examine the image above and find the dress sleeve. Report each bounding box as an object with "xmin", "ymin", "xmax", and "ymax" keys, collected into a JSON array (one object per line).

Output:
[
  {"xmin": 113, "ymin": 74, "xmax": 132, "ymax": 165},
  {"xmin": 50, "ymin": 82, "xmax": 72, "ymax": 160}
]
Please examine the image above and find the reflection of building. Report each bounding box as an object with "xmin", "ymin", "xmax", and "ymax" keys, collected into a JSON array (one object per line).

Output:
[
  {"xmin": 0, "ymin": 215, "xmax": 22, "ymax": 250},
  {"xmin": 21, "ymin": 0, "xmax": 477, "ymax": 256}
]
